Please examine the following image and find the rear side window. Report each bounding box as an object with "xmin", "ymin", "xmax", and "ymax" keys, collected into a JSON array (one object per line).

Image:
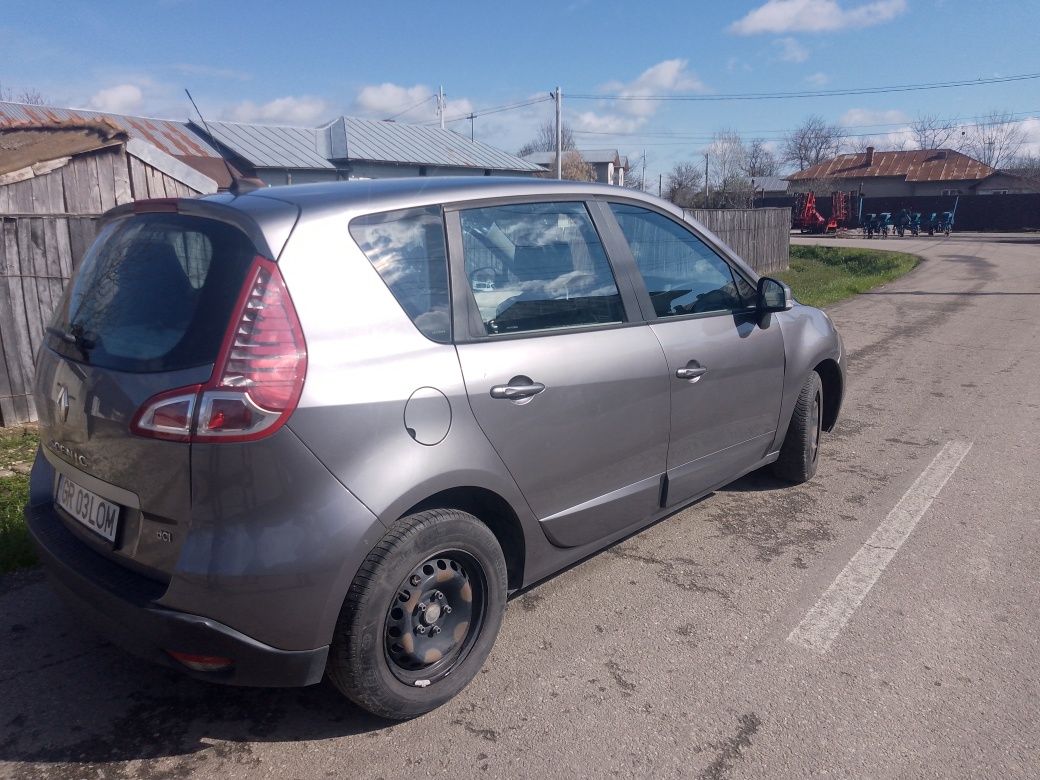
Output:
[
  {"xmin": 609, "ymin": 203, "xmax": 749, "ymax": 317},
  {"xmin": 459, "ymin": 202, "xmax": 623, "ymax": 335},
  {"xmin": 349, "ymin": 206, "xmax": 450, "ymax": 343},
  {"xmin": 47, "ymin": 214, "xmax": 256, "ymax": 372}
]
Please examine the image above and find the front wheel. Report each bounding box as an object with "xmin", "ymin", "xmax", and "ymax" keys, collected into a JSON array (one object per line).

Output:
[
  {"xmin": 772, "ymin": 371, "xmax": 823, "ymax": 484},
  {"xmin": 326, "ymin": 509, "xmax": 507, "ymax": 719}
]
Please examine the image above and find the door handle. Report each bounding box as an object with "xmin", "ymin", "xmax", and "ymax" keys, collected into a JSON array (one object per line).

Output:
[
  {"xmin": 490, "ymin": 381, "xmax": 546, "ymax": 400},
  {"xmin": 675, "ymin": 366, "xmax": 707, "ymax": 381}
]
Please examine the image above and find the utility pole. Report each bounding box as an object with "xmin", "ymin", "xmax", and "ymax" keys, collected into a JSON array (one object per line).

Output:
[
  {"xmin": 554, "ymin": 86, "xmax": 563, "ymax": 180},
  {"xmin": 641, "ymin": 149, "xmax": 646, "ymax": 192},
  {"xmin": 438, "ymin": 85, "xmax": 445, "ymax": 130},
  {"xmin": 658, "ymin": 173, "xmax": 662, "ymax": 197},
  {"xmin": 704, "ymin": 152, "xmax": 709, "ymax": 208},
  {"xmin": 468, "ymin": 113, "xmax": 475, "ymax": 141}
]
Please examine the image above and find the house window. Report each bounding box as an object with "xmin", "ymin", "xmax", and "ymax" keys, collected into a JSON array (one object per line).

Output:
[{"xmin": 419, "ymin": 166, "xmax": 428, "ymax": 176}]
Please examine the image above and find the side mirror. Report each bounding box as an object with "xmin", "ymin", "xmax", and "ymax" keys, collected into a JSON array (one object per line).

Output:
[{"xmin": 757, "ymin": 277, "xmax": 794, "ymax": 312}]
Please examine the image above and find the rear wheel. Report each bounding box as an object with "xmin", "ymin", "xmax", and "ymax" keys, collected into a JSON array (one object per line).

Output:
[
  {"xmin": 327, "ymin": 509, "xmax": 507, "ymax": 720},
  {"xmin": 772, "ymin": 371, "xmax": 823, "ymax": 484}
]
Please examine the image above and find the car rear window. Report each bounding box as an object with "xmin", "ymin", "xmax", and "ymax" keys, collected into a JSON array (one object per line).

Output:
[{"xmin": 46, "ymin": 214, "xmax": 256, "ymax": 373}]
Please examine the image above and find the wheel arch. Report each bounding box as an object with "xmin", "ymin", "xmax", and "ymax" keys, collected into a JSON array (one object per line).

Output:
[
  {"xmin": 814, "ymin": 358, "xmax": 842, "ymax": 432},
  {"xmin": 405, "ymin": 487, "xmax": 526, "ymax": 592}
]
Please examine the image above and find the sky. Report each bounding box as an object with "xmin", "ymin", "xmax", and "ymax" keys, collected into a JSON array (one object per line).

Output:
[{"xmin": 2, "ymin": 0, "xmax": 1039, "ymax": 186}]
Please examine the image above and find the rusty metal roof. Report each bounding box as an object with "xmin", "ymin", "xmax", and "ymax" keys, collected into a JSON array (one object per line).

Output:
[
  {"xmin": 789, "ymin": 148, "xmax": 994, "ymax": 182},
  {"xmin": 0, "ymin": 101, "xmax": 220, "ymax": 158}
]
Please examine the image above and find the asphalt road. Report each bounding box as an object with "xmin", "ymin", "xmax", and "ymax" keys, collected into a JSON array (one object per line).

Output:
[{"xmin": 2, "ymin": 233, "xmax": 1039, "ymax": 779}]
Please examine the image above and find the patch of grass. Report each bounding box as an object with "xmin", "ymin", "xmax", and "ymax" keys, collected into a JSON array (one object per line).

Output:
[
  {"xmin": 778, "ymin": 245, "xmax": 919, "ymax": 308},
  {"xmin": 1, "ymin": 426, "xmax": 39, "ymax": 573}
]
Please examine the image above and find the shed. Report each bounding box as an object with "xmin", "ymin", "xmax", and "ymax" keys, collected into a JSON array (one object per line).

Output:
[{"xmin": 0, "ymin": 116, "xmax": 218, "ymax": 425}]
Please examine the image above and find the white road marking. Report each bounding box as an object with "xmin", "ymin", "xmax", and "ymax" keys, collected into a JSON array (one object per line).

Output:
[{"xmin": 788, "ymin": 440, "xmax": 973, "ymax": 654}]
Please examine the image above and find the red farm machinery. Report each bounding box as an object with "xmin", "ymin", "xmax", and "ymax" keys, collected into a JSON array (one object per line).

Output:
[{"xmin": 793, "ymin": 191, "xmax": 852, "ymax": 234}]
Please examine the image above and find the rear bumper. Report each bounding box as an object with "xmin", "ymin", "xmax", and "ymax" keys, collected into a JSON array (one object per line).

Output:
[{"xmin": 26, "ymin": 503, "xmax": 328, "ymax": 687}]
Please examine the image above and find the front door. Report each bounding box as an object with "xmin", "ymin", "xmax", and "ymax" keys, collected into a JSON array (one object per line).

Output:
[
  {"xmin": 606, "ymin": 203, "xmax": 786, "ymax": 506},
  {"xmin": 450, "ymin": 201, "xmax": 670, "ymax": 548}
]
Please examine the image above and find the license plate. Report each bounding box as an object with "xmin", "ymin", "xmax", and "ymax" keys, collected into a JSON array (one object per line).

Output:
[{"xmin": 55, "ymin": 473, "xmax": 120, "ymax": 543}]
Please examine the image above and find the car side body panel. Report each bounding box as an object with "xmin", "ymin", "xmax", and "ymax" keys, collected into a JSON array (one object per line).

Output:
[{"xmin": 770, "ymin": 305, "xmax": 846, "ymax": 451}]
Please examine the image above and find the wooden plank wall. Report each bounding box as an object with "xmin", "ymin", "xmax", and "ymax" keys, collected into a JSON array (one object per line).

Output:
[
  {"xmin": 0, "ymin": 145, "xmax": 201, "ymax": 425},
  {"xmin": 687, "ymin": 207, "xmax": 791, "ymax": 276}
]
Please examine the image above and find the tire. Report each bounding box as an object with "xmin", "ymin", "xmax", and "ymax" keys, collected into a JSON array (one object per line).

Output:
[
  {"xmin": 772, "ymin": 371, "xmax": 823, "ymax": 484},
  {"xmin": 326, "ymin": 508, "xmax": 507, "ymax": 720}
]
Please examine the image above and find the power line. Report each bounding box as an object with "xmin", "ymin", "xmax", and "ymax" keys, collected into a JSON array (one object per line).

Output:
[
  {"xmin": 385, "ymin": 94, "xmax": 436, "ymax": 121},
  {"xmin": 571, "ymin": 108, "xmax": 1040, "ymax": 139},
  {"xmin": 425, "ymin": 96, "xmax": 552, "ymax": 126},
  {"xmin": 570, "ymin": 110, "xmax": 1040, "ymax": 147},
  {"xmin": 569, "ymin": 71, "xmax": 1040, "ymax": 103}
]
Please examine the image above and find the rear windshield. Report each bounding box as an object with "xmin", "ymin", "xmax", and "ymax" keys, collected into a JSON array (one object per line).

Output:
[{"xmin": 46, "ymin": 214, "xmax": 256, "ymax": 373}]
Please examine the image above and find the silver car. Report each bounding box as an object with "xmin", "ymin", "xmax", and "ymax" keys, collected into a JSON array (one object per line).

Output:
[{"xmin": 26, "ymin": 178, "xmax": 844, "ymax": 719}]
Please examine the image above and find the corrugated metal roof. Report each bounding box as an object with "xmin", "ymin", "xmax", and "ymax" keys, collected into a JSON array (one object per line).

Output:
[
  {"xmin": 524, "ymin": 149, "xmax": 625, "ymax": 166},
  {"xmin": 752, "ymin": 176, "xmax": 789, "ymax": 192},
  {"xmin": 577, "ymin": 149, "xmax": 621, "ymax": 164},
  {"xmin": 200, "ymin": 120, "xmax": 334, "ymax": 169},
  {"xmin": 523, "ymin": 152, "xmax": 555, "ymax": 166},
  {"xmin": 0, "ymin": 101, "xmax": 219, "ymax": 158},
  {"xmin": 790, "ymin": 148, "xmax": 994, "ymax": 182},
  {"xmin": 332, "ymin": 118, "xmax": 541, "ymax": 172}
]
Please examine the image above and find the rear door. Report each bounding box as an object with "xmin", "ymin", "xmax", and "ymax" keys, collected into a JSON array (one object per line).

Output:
[
  {"xmin": 34, "ymin": 212, "xmax": 259, "ymax": 577},
  {"xmin": 449, "ymin": 200, "xmax": 670, "ymax": 548},
  {"xmin": 603, "ymin": 202, "xmax": 786, "ymax": 507}
]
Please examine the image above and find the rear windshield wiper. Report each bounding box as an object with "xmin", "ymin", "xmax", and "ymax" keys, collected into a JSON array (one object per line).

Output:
[{"xmin": 45, "ymin": 325, "xmax": 96, "ymax": 357}]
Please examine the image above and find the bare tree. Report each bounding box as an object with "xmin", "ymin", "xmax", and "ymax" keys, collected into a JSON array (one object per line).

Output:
[
  {"xmin": 1007, "ymin": 152, "xmax": 1040, "ymax": 181},
  {"xmin": 706, "ymin": 129, "xmax": 751, "ymax": 207},
  {"xmin": 743, "ymin": 138, "xmax": 780, "ymax": 178},
  {"xmin": 559, "ymin": 151, "xmax": 595, "ymax": 182},
  {"xmin": 0, "ymin": 82, "xmax": 48, "ymax": 105},
  {"xmin": 517, "ymin": 119, "xmax": 576, "ymax": 157},
  {"xmin": 665, "ymin": 161, "xmax": 703, "ymax": 208},
  {"xmin": 910, "ymin": 114, "xmax": 958, "ymax": 149},
  {"xmin": 624, "ymin": 150, "xmax": 647, "ymax": 191},
  {"xmin": 782, "ymin": 115, "xmax": 845, "ymax": 171},
  {"xmin": 959, "ymin": 110, "xmax": 1028, "ymax": 169}
]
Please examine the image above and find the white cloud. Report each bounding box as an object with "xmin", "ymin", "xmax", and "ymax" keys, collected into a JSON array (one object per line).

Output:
[
  {"xmin": 840, "ymin": 108, "xmax": 909, "ymax": 126},
  {"xmin": 730, "ymin": 0, "xmax": 907, "ymax": 34},
  {"xmin": 228, "ymin": 95, "xmax": 329, "ymax": 125},
  {"xmin": 805, "ymin": 72, "xmax": 830, "ymax": 86},
  {"xmin": 775, "ymin": 37, "xmax": 809, "ymax": 62},
  {"xmin": 353, "ymin": 82, "xmax": 473, "ymax": 122},
  {"xmin": 571, "ymin": 111, "xmax": 644, "ymax": 134},
  {"xmin": 1020, "ymin": 117, "xmax": 1040, "ymax": 155},
  {"xmin": 600, "ymin": 58, "xmax": 708, "ymax": 118},
  {"xmin": 87, "ymin": 84, "xmax": 143, "ymax": 113}
]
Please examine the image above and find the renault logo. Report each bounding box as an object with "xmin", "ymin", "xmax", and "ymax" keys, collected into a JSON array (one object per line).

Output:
[{"xmin": 55, "ymin": 384, "xmax": 69, "ymax": 423}]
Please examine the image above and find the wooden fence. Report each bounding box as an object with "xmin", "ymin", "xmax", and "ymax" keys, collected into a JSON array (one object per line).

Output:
[
  {"xmin": 685, "ymin": 207, "xmax": 791, "ymax": 276},
  {"xmin": 0, "ymin": 214, "xmax": 100, "ymax": 425},
  {"xmin": 0, "ymin": 142, "xmax": 209, "ymax": 426}
]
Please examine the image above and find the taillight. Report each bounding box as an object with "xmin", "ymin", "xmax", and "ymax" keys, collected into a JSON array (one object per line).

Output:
[{"xmin": 130, "ymin": 257, "xmax": 307, "ymax": 444}]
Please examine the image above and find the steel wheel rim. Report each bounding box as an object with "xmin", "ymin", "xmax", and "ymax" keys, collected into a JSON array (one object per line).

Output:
[
  {"xmin": 809, "ymin": 391, "xmax": 822, "ymax": 464},
  {"xmin": 383, "ymin": 550, "xmax": 487, "ymax": 685}
]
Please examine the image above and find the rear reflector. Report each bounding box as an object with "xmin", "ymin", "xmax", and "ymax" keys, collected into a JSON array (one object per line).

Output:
[{"xmin": 166, "ymin": 651, "xmax": 234, "ymax": 672}]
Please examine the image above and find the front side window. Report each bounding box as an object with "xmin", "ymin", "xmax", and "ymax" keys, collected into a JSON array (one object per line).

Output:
[
  {"xmin": 609, "ymin": 203, "xmax": 750, "ymax": 318},
  {"xmin": 459, "ymin": 202, "xmax": 623, "ymax": 335},
  {"xmin": 350, "ymin": 206, "xmax": 450, "ymax": 343}
]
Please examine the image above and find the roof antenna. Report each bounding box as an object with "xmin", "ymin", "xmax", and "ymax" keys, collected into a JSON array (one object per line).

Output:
[{"xmin": 184, "ymin": 88, "xmax": 259, "ymax": 195}]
